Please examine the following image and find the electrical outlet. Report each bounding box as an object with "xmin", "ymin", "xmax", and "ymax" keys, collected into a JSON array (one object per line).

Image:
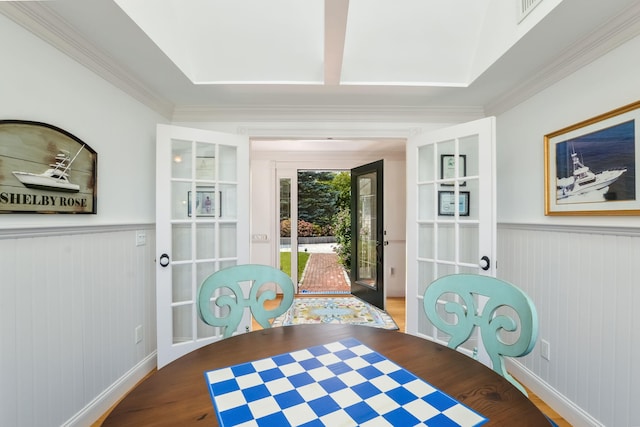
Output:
[
  {"xmin": 135, "ymin": 325, "xmax": 143, "ymax": 344},
  {"xmin": 135, "ymin": 230, "xmax": 146, "ymax": 246},
  {"xmin": 541, "ymin": 339, "xmax": 550, "ymax": 361}
]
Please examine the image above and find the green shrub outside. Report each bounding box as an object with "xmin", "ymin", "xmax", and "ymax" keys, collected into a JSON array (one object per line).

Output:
[{"xmin": 333, "ymin": 207, "xmax": 351, "ymax": 269}]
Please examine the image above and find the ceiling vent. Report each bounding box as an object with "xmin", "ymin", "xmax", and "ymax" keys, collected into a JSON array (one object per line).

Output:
[{"xmin": 518, "ymin": 0, "xmax": 543, "ymax": 22}]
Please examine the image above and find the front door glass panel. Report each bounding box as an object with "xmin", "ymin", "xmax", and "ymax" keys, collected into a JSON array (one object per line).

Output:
[{"xmin": 356, "ymin": 172, "xmax": 377, "ymax": 288}]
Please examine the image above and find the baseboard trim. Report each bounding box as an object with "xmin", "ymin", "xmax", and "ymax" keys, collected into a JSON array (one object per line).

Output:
[
  {"xmin": 508, "ymin": 360, "xmax": 604, "ymax": 427},
  {"xmin": 62, "ymin": 352, "xmax": 157, "ymax": 427}
]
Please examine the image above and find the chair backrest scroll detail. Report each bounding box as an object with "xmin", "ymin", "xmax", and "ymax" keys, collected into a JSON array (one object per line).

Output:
[
  {"xmin": 423, "ymin": 274, "xmax": 538, "ymax": 395},
  {"xmin": 197, "ymin": 264, "xmax": 295, "ymax": 338}
]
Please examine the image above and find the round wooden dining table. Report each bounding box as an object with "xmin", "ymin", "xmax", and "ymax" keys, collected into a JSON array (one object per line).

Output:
[{"xmin": 102, "ymin": 324, "xmax": 549, "ymax": 426}]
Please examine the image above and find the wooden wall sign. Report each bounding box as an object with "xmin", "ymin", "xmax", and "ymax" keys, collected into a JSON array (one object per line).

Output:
[{"xmin": 0, "ymin": 120, "xmax": 97, "ymax": 214}]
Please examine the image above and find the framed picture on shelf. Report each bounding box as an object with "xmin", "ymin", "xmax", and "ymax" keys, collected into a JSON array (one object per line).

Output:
[
  {"xmin": 544, "ymin": 100, "xmax": 639, "ymax": 216},
  {"xmin": 188, "ymin": 186, "xmax": 216, "ymax": 217},
  {"xmin": 440, "ymin": 154, "xmax": 466, "ymax": 186},
  {"xmin": 438, "ymin": 191, "xmax": 470, "ymax": 216}
]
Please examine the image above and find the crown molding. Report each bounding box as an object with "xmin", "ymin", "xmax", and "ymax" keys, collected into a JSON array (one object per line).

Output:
[
  {"xmin": 0, "ymin": 2, "xmax": 175, "ymax": 119},
  {"xmin": 486, "ymin": 1, "xmax": 640, "ymax": 115},
  {"xmin": 172, "ymin": 104, "xmax": 485, "ymax": 124}
]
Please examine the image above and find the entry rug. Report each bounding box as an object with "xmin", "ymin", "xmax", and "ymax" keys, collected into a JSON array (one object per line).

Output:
[
  {"xmin": 272, "ymin": 297, "xmax": 399, "ymax": 330},
  {"xmin": 204, "ymin": 338, "xmax": 488, "ymax": 427}
]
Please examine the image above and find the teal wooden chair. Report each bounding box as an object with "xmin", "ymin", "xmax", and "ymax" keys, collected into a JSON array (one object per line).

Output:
[
  {"xmin": 423, "ymin": 274, "xmax": 538, "ymax": 396},
  {"xmin": 197, "ymin": 264, "xmax": 295, "ymax": 338}
]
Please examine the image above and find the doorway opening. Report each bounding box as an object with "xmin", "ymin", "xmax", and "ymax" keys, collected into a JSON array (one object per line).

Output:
[{"xmin": 279, "ymin": 170, "xmax": 351, "ymax": 295}]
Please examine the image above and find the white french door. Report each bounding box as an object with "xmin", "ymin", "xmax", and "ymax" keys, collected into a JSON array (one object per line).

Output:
[
  {"xmin": 155, "ymin": 124, "xmax": 249, "ymax": 368},
  {"xmin": 405, "ymin": 117, "xmax": 496, "ymax": 358}
]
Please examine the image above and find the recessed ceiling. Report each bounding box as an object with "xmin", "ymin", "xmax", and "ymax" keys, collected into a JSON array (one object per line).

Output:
[
  {"xmin": 2, "ymin": 0, "xmax": 639, "ymax": 120},
  {"xmin": 113, "ymin": 0, "xmax": 517, "ymax": 87}
]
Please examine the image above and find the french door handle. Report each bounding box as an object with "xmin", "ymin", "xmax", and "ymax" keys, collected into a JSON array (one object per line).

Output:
[
  {"xmin": 159, "ymin": 253, "xmax": 170, "ymax": 267},
  {"xmin": 479, "ymin": 256, "xmax": 490, "ymax": 271}
]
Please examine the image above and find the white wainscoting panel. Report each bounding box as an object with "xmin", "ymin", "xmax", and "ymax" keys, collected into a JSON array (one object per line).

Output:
[
  {"xmin": 0, "ymin": 226, "xmax": 156, "ymax": 427},
  {"xmin": 498, "ymin": 224, "xmax": 639, "ymax": 427}
]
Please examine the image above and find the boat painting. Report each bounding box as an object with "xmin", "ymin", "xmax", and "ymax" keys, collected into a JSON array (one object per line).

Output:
[
  {"xmin": 556, "ymin": 148, "xmax": 627, "ymax": 202},
  {"xmin": 12, "ymin": 146, "xmax": 84, "ymax": 193}
]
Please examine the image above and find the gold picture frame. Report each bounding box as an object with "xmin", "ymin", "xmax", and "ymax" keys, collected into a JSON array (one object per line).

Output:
[{"xmin": 544, "ymin": 100, "xmax": 639, "ymax": 216}]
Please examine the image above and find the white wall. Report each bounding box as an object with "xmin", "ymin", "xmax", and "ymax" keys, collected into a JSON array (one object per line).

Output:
[
  {"xmin": 0, "ymin": 14, "xmax": 162, "ymax": 426},
  {"xmin": 0, "ymin": 14, "xmax": 164, "ymax": 228},
  {"xmin": 496, "ymin": 33, "xmax": 640, "ymax": 427},
  {"xmin": 496, "ymin": 34, "xmax": 640, "ymax": 226}
]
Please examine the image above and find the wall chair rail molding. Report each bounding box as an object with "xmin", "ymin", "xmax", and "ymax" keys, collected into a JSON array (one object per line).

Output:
[{"xmin": 0, "ymin": 120, "xmax": 97, "ymax": 214}]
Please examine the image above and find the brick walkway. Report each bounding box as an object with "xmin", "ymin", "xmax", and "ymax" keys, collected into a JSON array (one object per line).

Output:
[{"xmin": 299, "ymin": 253, "xmax": 350, "ymax": 293}]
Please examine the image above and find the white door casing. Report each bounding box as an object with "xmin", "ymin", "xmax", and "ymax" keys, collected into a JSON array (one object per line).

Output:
[{"xmin": 156, "ymin": 124, "xmax": 250, "ymax": 368}]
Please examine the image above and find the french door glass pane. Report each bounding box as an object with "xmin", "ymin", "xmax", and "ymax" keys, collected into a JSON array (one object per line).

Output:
[
  {"xmin": 437, "ymin": 223, "xmax": 455, "ymax": 262},
  {"xmin": 171, "ymin": 139, "xmax": 192, "ymax": 179},
  {"xmin": 196, "ymin": 223, "xmax": 216, "ymax": 259},
  {"xmin": 459, "ymin": 134, "xmax": 479, "ymax": 177},
  {"xmin": 172, "ymin": 224, "xmax": 191, "ymax": 261},
  {"xmin": 459, "ymin": 224, "xmax": 479, "ymax": 265},
  {"xmin": 417, "ymin": 260, "xmax": 434, "ymax": 295},
  {"xmin": 218, "ymin": 183, "xmax": 237, "ymax": 219},
  {"xmin": 220, "ymin": 260, "xmax": 237, "ymax": 270},
  {"xmin": 417, "ymin": 302, "xmax": 437, "ymax": 338},
  {"xmin": 196, "ymin": 142, "xmax": 216, "ymax": 181},
  {"xmin": 418, "ymin": 224, "xmax": 434, "ymax": 259},
  {"xmin": 219, "ymin": 223, "xmax": 237, "ymax": 258},
  {"xmin": 438, "ymin": 263, "xmax": 457, "ymax": 277},
  {"xmin": 462, "ymin": 178, "xmax": 479, "ymax": 220},
  {"xmin": 197, "ymin": 317, "xmax": 217, "ymax": 339},
  {"xmin": 171, "ymin": 182, "xmax": 191, "ymax": 220},
  {"xmin": 197, "ymin": 262, "xmax": 216, "ymax": 286},
  {"xmin": 417, "ymin": 184, "xmax": 435, "ymax": 221},
  {"xmin": 196, "ymin": 261, "xmax": 217, "ymax": 339},
  {"xmin": 171, "ymin": 264, "xmax": 191, "ymax": 302},
  {"xmin": 218, "ymin": 145, "xmax": 237, "ymax": 181},
  {"xmin": 172, "ymin": 305, "xmax": 192, "ymax": 344},
  {"xmin": 418, "ymin": 145, "xmax": 435, "ymax": 182},
  {"xmin": 435, "ymin": 139, "xmax": 455, "ymax": 182}
]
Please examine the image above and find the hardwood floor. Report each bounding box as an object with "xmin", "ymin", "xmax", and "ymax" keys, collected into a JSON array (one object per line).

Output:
[{"xmin": 94, "ymin": 295, "xmax": 570, "ymax": 426}]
